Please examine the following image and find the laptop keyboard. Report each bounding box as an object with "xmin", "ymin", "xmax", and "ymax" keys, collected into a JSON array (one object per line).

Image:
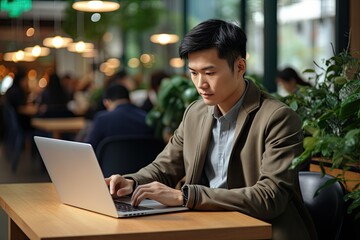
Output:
[{"xmin": 114, "ymin": 200, "xmax": 152, "ymax": 212}]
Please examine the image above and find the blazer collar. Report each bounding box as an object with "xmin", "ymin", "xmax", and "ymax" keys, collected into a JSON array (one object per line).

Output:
[{"xmin": 234, "ymin": 80, "xmax": 262, "ymax": 137}]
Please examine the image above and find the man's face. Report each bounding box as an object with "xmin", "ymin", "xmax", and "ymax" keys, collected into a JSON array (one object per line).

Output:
[{"xmin": 188, "ymin": 48, "xmax": 246, "ymax": 114}]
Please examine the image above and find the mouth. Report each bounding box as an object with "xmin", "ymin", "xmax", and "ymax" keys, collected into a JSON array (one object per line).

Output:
[{"xmin": 200, "ymin": 92, "xmax": 213, "ymax": 98}]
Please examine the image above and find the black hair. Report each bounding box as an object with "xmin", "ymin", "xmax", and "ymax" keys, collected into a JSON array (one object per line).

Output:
[
  {"xmin": 104, "ymin": 84, "xmax": 130, "ymax": 101},
  {"xmin": 179, "ymin": 19, "xmax": 247, "ymax": 71},
  {"xmin": 46, "ymin": 73, "xmax": 69, "ymax": 104},
  {"xmin": 277, "ymin": 67, "xmax": 311, "ymax": 87},
  {"xmin": 12, "ymin": 68, "xmax": 27, "ymax": 87}
]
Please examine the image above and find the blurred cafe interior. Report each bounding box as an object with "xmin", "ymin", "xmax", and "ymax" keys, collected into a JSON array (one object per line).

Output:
[{"xmin": 0, "ymin": 0, "xmax": 359, "ymax": 181}]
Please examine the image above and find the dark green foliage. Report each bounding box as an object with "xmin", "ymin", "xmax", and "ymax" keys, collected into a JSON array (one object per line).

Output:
[
  {"xmin": 145, "ymin": 75, "xmax": 200, "ymax": 138},
  {"xmin": 279, "ymin": 50, "xmax": 360, "ymax": 218}
]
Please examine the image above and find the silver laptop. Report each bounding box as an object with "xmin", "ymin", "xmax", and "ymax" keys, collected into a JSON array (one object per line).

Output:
[{"xmin": 34, "ymin": 136, "xmax": 188, "ymax": 218}]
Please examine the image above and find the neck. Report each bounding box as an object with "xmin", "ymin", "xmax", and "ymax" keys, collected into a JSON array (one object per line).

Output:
[
  {"xmin": 107, "ymin": 99, "xmax": 129, "ymax": 111},
  {"xmin": 218, "ymin": 79, "xmax": 246, "ymax": 115}
]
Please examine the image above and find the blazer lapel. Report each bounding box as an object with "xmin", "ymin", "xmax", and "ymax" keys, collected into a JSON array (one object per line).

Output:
[
  {"xmin": 189, "ymin": 106, "xmax": 213, "ymax": 184},
  {"xmin": 234, "ymin": 80, "xmax": 261, "ymax": 139}
]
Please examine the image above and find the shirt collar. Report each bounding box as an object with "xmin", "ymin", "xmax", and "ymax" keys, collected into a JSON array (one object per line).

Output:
[{"xmin": 212, "ymin": 80, "xmax": 249, "ymax": 122}]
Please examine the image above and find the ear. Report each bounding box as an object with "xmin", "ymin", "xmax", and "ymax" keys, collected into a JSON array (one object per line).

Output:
[
  {"xmin": 103, "ymin": 99, "xmax": 110, "ymax": 109},
  {"xmin": 235, "ymin": 57, "xmax": 246, "ymax": 75}
]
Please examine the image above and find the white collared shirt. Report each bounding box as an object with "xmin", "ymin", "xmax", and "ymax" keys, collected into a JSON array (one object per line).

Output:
[{"xmin": 205, "ymin": 81, "xmax": 248, "ymax": 188}]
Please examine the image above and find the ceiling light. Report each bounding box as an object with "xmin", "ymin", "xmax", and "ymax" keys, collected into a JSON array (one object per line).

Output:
[
  {"xmin": 43, "ymin": 36, "xmax": 73, "ymax": 49},
  {"xmin": 4, "ymin": 51, "xmax": 36, "ymax": 62},
  {"xmin": 67, "ymin": 41, "xmax": 94, "ymax": 53},
  {"xmin": 169, "ymin": 58, "xmax": 185, "ymax": 68},
  {"xmin": 150, "ymin": 34, "xmax": 179, "ymax": 45},
  {"xmin": 24, "ymin": 45, "xmax": 50, "ymax": 57},
  {"xmin": 72, "ymin": 0, "xmax": 120, "ymax": 12}
]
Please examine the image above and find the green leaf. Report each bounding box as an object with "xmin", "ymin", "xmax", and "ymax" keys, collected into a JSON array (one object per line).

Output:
[
  {"xmin": 314, "ymin": 177, "xmax": 342, "ymax": 197},
  {"xmin": 339, "ymin": 93, "xmax": 360, "ymax": 119}
]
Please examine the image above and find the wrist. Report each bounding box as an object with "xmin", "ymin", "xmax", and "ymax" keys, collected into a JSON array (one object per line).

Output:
[
  {"xmin": 181, "ymin": 185, "xmax": 189, "ymax": 207},
  {"xmin": 125, "ymin": 178, "xmax": 138, "ymax": 193}
]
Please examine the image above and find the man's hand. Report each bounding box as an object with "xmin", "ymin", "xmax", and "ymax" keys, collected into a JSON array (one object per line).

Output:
[
  {"xmin": 105, "ymin": 174, "xmax": 134, "ymax": 197},
  {"xmin": 131, "ymin": 181, "xmax": 183, "ymax": 207}
]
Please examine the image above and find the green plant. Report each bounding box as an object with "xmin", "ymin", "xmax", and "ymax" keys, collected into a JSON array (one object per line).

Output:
[
  {"xmin": 146, "ymin": 75, "xmax": 200, "ymax": 138},
  {"xmin": 280, "ymin": 49, "xmax": 360, "ymax": 218}
]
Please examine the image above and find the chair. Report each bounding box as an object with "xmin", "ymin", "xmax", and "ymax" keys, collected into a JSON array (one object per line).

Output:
[
  {"xmin": 2, "ymin": 102, "xmax": 24, "ymax": 172},
  {"xmin": 96, "ymin": 135, "xmax": 166, "ymax": 177},
  {"xmin": 299, "ymin": 171, "xmax": 346, "ymax": 240}
]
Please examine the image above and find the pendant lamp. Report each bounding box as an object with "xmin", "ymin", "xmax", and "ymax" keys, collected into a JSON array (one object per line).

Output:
[
  {"xmin": 43, "ymin": 1, "xmax": 73, "ymax": 48},
  {"xmin": 150, "ymin": 33, "xmax": 179, "ymax": 45},
  {"xmin": 72, "ymin": 0, "xmax": 120, "ymax": 12}
]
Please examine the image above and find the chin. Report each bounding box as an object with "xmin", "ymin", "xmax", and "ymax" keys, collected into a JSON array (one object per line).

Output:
[{"xmin": 202, "ymin": 99, "xmax": 216, "ymax": 106}]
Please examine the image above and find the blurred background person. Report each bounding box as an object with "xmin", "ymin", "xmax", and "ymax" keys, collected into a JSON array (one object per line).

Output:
[
  {"xmin": 60, "ymin": 73, "xmax": 75, "ymax": 102},
  {"xmin": 36, "ymin": 73, "xmax": 75, "ymax": 118},
  {"xmin": 130, "ymin": 70, "xmax": 170, "ymax": 112},
  {"xmin": 85, "ymin": 69, "xmax": 134, "ymax": 120},
  {"xmin": 84, "ymin": 84, "xmax": 154, "ymax": 150},
  {"xmin": 4, "ymin": 68, "xmax": 37, "ymax": 132},
  {"xmin": 276, "ymin": 67, "xmax": 311, "ymax": 96},
  {"xmin": 3, "ymin": 68, "xmax": 38, "ymax": 168},
  {"xmin": 67, "ymin": 75, "xmax": 93, "ymax": 117}
]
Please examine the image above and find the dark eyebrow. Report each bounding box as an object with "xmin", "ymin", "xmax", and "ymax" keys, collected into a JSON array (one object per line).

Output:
[{"xmin": 188, "ymin": 65, "xmax": 215, "ymax": 71}]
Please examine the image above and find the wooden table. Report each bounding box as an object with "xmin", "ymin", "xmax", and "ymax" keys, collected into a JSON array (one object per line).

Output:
[
  {"xmin": 31, "ymin": 117, "xmax": 86, "ymax": 139},
  {"xmin": 0, "ymin": 183, "xmax": 272, "ymax": 240}
]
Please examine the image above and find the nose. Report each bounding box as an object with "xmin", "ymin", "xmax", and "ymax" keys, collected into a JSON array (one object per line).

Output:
[{"xmin": 196, "ymin": 74, "xmax": 207, "ymax": 89}]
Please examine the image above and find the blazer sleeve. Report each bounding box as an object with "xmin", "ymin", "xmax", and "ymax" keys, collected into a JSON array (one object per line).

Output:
[{"xmin": 123, "ymin": 102, "xmax": 198, "ymax": 188}]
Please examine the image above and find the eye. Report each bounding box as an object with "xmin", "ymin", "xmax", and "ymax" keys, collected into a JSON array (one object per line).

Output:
[
  {"xmin": 206, "ymin": 72, "xmax": 215, "ymax": 76},
  {"xmin": 190, "ymin": 71, "xmax": 198, "ymax": 76}
]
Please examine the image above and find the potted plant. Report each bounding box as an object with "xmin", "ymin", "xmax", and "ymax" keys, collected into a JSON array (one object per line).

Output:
[
  {"xmin": 279, "ymin": 48, "xmax": 360, "ymax": 219},
  {"xmin": 145, "ymin": 75, "xmax": 200, "ymax": 141}
]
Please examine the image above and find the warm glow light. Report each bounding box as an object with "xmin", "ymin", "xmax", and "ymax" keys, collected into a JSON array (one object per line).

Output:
[
  {"xmin": 150, "ymin": 34, "xmax": 179, "ymax": 45},
  {"xmin": 38, "ymin": 78, "xmax": 48, "ymax": 88},
  {"xmin": 67, "ymin": 41, "xmax": 94, "ymax": 53},
  {"xmin": 100, "ymin": 62, "xmax": 109, "ymax": 72},
  {"xmin": 4, "ymin": 51, "xmax": 36, "ymax": 62},
  {"xmin": 128, "ymin": 58, "xmax": 140, "ymax": 68},
  {"xmin": 76, "ymin": 41, "xmax": 86, "ymax": 52},
  {"xmin": 43, "ymin": 36, "xmax": 73, "ymax": 48},
  {"xmin": 24, "ymin": 45, "xmax": 50, "ymax": 57},
  {"xmin": 26, "ymin": 27, "xmax": 35, "ymax": 37},
  {"xmin": 53, "ymin": 36, "xmax": 63, "ymax": 48},
  {"xmin": 107, "ymin": 58, "xmax": 120, "ymax": 68},
  {"xmin": 3, "ymin": 52, "xmax": 15, "ymax": 61},
  {"xmin": 28, "ymin": 69, "xmax": 38, "ymax": 90},
  {"xmin": 28, "ymin": 69, "xmax": 37, "ymax": 80},
  {"xmin": 32, "ymin": 45, "xmax": 41, "ymax": 56},
  {"xmin": 140, "ymin": 54, "xmax": 151, "ymax": 63},
  {"xmin": 72, "ymin": 0, "xmax": 120, "ymax": 12},
  {"xmin": 169, "ymin": 58, "xmax": 185, "ymax": 68},
  {"xmin": 99, "ymin": 62, "xmax": 116, "ymax": 76},
  {"xmin": 15, "ymin": 50, "xmax": 25, "ymax": 60}
]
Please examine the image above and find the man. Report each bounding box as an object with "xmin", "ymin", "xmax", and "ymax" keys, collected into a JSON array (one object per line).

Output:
[
  {"xmin": 85, "ymin": 84, "xmax": 154, "ymax": 150},
  {"xmin": 106, "ymin": 19, "xmax": 317, "ymax": 240}
]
